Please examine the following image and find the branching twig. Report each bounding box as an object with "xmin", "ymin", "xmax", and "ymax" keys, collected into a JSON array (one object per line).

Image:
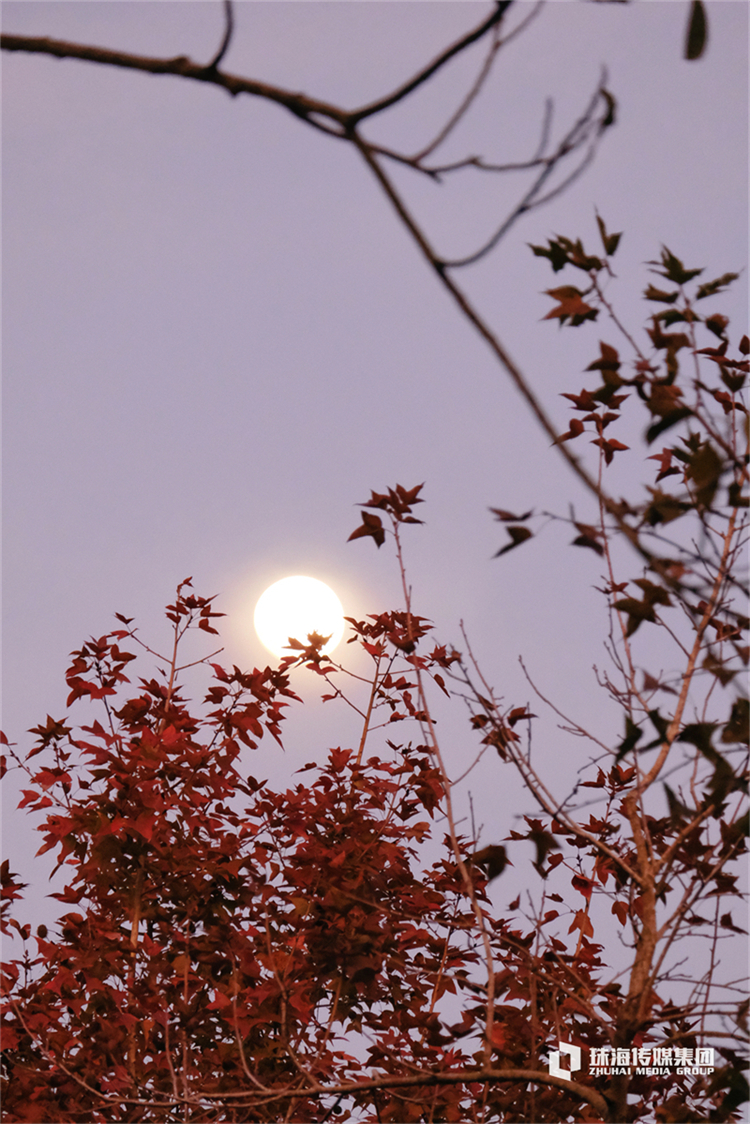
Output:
[
  {"xmin": 346, "ymin": 2, "xmax": 513, "ymax": 125},
  {"xmin": 205, "ymin": 0, "xmax": 234, "ymax": 72}
]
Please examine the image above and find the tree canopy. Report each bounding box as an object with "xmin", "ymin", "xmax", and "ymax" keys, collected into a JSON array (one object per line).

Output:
[{"xmin": 1, "ymin": 2, "xmax": 747, "ymax": 1121}]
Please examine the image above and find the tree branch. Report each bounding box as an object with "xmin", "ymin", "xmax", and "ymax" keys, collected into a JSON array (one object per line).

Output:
[
  {"xmin": 346, "ymin": 2, "xmax": 513, "ymax": 125},
  {"xmin": 351, "ymin": 137, "xmax": 656, "ymax": 575},
  {"xmin": 205, "ymin": 0, "xmax": 234, "ymax": 72},
  {"xmin": 410, "ymin": 16, "xmax": 505, "ymax": 164},
  {"xmin": 441, "ymin": 76, "xmax": 610, "ymax": 268},
  {"xmin": 0, "ymin": 33, "xmax": 348, "ymax": 127},
  {"xmin": 1, "ymin": 17, "xmax": 636, "ymax": 558}
]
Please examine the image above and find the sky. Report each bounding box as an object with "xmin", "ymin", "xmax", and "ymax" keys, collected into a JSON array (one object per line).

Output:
[{"xmin": 2, "ymin": 1, "xmax": 748, "ymax": 925}]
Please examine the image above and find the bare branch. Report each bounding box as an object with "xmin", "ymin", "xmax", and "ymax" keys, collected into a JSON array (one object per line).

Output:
[
  {"xmin": 350, "ymin": 136, "xmax": 662, "ymax": 586},
  {"xmin": 0, "ymin": 33, "xmax": 349, "ymax": 127},
  {"xmin": 205, "ymin": 0, "xmax": 234, "ymax": 72},
  {"xmin": 1, "ymin": 20, "xmax": 638, "ymax": 560},
  {"xmin": 411, "ymin": 17, "xmax": 504, "ymax": 164},
  {"xmin": 441, "ymin": 76, "xmax": 610, "ymax": 268},
  {"xmin": 346, "ymin": 2, "xmax": 514, "ymax": 125}
]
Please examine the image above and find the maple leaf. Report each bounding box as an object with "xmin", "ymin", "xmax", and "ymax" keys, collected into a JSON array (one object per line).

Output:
[
  {"xmin": 543, "ymin": 286, "xmax": 598, "ymax": 327},
  {"xmin": 348, "ymin": 510, "xmax": 385, "ymax": 547}
]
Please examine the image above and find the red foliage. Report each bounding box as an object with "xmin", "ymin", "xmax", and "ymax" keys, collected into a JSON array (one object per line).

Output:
[
  {"xmin": 0, "ymin": 578, "xmax": 614, "ymax": 1122},
  {"xmin": 2, "ymin": 241, "xmax": 748, "ymax": 1120}
]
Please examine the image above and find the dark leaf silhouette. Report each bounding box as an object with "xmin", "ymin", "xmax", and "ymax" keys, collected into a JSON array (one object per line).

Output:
[
  {"xmin": 494, "ymin": 525, "xmax": 533, "ymax": 556},
  {"xmin": 348, "ymin": 509, "xmax": 386, "ymax": 547},
  {"xmin": 685, "ymin": 0, "xmax": 708, "ymax": 60}
]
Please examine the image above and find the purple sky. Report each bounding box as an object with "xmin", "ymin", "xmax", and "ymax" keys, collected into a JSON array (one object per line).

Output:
[{"xmin": 2, "ymin": 2, "xmax": 748, "ymax": 919}]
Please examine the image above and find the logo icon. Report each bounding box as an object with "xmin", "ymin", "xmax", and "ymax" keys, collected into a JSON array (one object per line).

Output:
[{"xmin": 548, "ymin": 1041, "xmax": 581, "ymax": 1080}]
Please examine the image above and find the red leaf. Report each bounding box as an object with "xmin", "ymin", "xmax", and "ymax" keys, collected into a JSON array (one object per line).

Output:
[
  {"xmin": 348, "ymin": 511, "xmax": 385, "ymax": 548},
  {"xmin": 543, "ymin": 287, "xmax": 598, "ymax": 327},
  {"xmin": 556, "ymin": 417, "xmax": 585, "ymax": 443},
  {"xmin": 568, "ymin": 909, "xmax": 594, "ymax": 937},
  {"xmin": 571, "ymin": 874, "xmax": 594, "ymax": 902},
  {"xmin": 611, "ymin": 900, "xmax": 629, "ymax": 926},
  {"xmin": 433, "ymin": 673, "xmax": 450, "ymax": 697}
]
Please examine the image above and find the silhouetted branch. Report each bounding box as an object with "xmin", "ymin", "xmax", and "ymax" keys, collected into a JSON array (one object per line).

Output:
[
  {"xmin": 1, "ymin": 11, "xmax": 641, "ymax": 561},
  {"xmin": 0, "ymin": 33, "xmax": 349, "ymax": 127},
  {"xmin": 205, "ymin": 0, "xmax": 234, "ymax": 72},
  {"xmin": 410, "ymin": 18, "xmax": 504, "ymax": 164},
  {"xmin": 350, "ymin": 135, "xmax": 660, "ymax": 581},
  {"xmin": 346, "ymin": 1, "xmax": 513, "ymax": 125},
  {"xmin": 441, "ymin": 75, "xmax": 612, "ymax": 267},
  {"xmin": 411, "ymin": 1, "xmax": 544, "ymax": 165}
]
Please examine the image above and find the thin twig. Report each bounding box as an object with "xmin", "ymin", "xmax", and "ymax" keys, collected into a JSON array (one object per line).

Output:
[
  {"xmin": 411, "ymin": 19, "xmax": 504, "ymax": 163},
  {"xmin": 206, "ymin": 0, "xmax": 234, "ymax": 71},
  {"xmin": 440, "ymin": 75, "xmax": 609, "ymax": 268},
  {"xmin": 346, "ymin": 3, "xmax": 513, "ymax": 125}
]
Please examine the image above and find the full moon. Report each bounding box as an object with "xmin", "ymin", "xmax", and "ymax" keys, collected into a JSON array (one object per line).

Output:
[{"xmin": 253, "ymin": 576, "xmax": 345, "ymax": 658}]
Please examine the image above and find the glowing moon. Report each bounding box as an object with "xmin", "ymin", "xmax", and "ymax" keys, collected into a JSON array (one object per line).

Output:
[{"xmin": 254, "ymin": 576, "xmax": 345, "ymax": 658}]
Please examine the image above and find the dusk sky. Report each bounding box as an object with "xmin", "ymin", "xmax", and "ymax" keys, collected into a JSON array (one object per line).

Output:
[{"xmin": 2, "ymin": 1, "xmax": 748, "ymax": 918}]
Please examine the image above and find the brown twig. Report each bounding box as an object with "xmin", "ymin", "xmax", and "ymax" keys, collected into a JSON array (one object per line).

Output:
[
  {"xmin": 205, "ymin": 0, "xmax": 234, "ymax": 71},
  {"xmin": 346, "ymin": 3, "xmax": 513, "ymax": 125}
]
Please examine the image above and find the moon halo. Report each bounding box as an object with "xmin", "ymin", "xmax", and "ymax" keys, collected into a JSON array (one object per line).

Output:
[{"xmin": 253, "ymin": 576, "xmax": 345, "ymax": 658}]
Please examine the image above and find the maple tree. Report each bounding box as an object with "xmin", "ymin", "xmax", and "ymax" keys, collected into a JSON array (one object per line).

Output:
[
  {"xmin": 1, "ymin": 2, "xmax": 747, "ymax": 1121},
  {"xmin": 2, "ymin": 248, "xmax": 747, "ymax": 1116}
]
